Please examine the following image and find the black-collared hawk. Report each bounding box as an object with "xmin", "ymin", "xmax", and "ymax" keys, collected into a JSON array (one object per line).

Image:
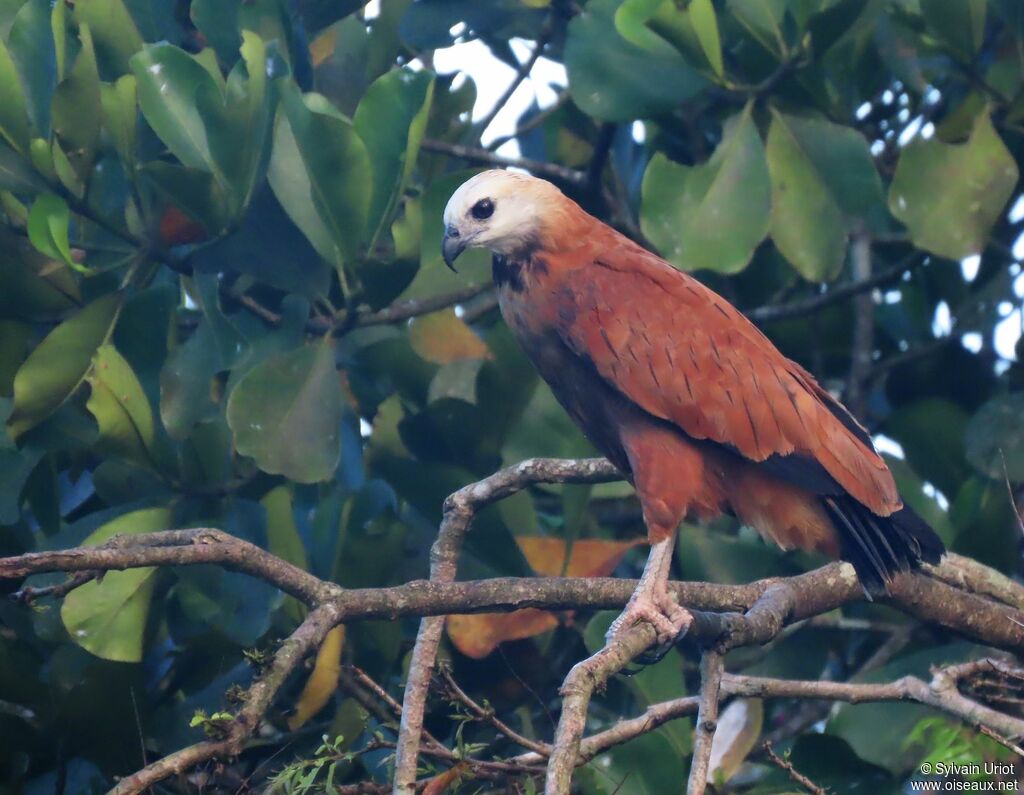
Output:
[{"xmin": 441, "ymin": 170, "xmax": 944, "ymax": 646}]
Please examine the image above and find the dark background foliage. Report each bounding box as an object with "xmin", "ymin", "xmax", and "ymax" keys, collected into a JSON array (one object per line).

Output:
[{"xmin": 1, "ymin": 0, "xmax": 1023, "ymax": 792}]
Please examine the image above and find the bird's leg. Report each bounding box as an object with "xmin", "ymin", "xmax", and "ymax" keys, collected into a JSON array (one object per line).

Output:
[{"xmin": 606, "ymin": 535, "xmax": 692, "ymax": 647}]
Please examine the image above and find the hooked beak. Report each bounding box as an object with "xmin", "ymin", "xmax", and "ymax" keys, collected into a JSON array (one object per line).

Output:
[{"xmin": 442, "ymin": 225, "xmax": 466, "ymax": 271}]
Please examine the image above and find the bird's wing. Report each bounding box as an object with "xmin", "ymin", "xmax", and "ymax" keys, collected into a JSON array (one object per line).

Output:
[{"xmin": 553, "ymin": 248, "xmax": 901, "ymax": 517}]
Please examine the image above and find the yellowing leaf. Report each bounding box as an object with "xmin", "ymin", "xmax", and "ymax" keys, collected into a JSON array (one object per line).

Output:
[
  {"xmin": 288, "ymin": 625, "xmax": 345, "ymax": 730},
  {"xmin": 409, "ymin": 309, "xmax": 490, "ymax": 364},
  {"xmin": 446, "ymin": 536, "xmax": 643, "ymax": 659},
  {"xmin": 61, "ymin": 508, "xmax": 171, "ymax": 662},
  {"xmin": 86, "ymin": 344, "xmax": 157, "ymax": 469}
]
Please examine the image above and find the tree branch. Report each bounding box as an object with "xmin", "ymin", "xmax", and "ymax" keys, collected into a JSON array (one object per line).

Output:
[
  {"xmin": 392, "ymin": 457, "xmax": 619, "ymax": 794},
  {"xmin": 687, "ymin": 651, "xmax": 725, "ymax": 795},
  {"xmin": 420, "ymin": 139, "xmax": 587, "ymax": 186},
  {"xmin": 4, "ymin": 458, "xmax": 1024, "ymax": 792}
]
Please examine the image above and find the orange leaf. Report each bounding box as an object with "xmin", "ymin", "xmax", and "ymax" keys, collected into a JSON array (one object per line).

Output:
[
  {"xmin": 158, "ymin": 205, "xmax": 207, "ymax": 246},
  {"xmin": 445, "ymin": 537, "xmax": 643, "ymax": 659},
  {"xmin": 408, "ymin": 309, "xmax": 490, "ymax": 364},
  {"xmin": 422, "ymin": 761, "xmax": 471, "ymax": 795},
  {"xmin": 309, "ymin": 26, "xmax": 338, "ymax": 66},
  {"xmin": 447, "ymin": 609, "xmax": 558, "ymax": 660},
  {"xmin": 516, "ymin": 536, "xmax": 644, "ymax": 577}
]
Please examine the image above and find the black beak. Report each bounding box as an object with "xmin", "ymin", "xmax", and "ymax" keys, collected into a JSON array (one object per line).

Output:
[{"xmin": 442, "ymin": 226, "xmax": 466, "ymax": 271}]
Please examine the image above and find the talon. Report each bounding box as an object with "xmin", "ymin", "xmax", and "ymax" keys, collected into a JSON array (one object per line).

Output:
[{"xmin": 606, "ymin": 590, "xmax": 692, "ymax": 648}]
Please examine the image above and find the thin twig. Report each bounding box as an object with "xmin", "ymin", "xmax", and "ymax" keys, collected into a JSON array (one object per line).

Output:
[
  {"xmin": 420, "ymin": 139, "xmax": 587, "ymax": 186},
  {"xmin": 762, "ymin": 740, "xmax": 828, "ymax": 795},
  {"xmin": 474, "ymin": 24, "xmax": 552, "ymax": 138},
  {"xmin": 486, "ymin": 91, "xmax": 571, "ymax": 151},
  {"xmin": 438, "ymin": 666, "xmax": 550, "ymax": 755},
  {"xmin": 747, "ymin": 252, "xmax": 922, "ymax": 324}
]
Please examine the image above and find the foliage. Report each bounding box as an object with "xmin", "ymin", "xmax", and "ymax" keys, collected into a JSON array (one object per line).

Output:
[{"xmin": 0, "ymin": 0, "xmax": 1022, "ymax": 791}]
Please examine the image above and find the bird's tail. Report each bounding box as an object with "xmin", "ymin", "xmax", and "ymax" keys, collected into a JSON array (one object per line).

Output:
[{"xmin": 822, "ymin": 496, "xmax": 945, "ymax": 598}]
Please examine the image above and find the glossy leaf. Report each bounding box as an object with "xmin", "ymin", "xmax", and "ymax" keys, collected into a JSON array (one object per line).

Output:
[
  {"xmin": 353, "ymin": 68, "xmax": 434, "ymax": 242},
  {"xmin": 268, "ymin": 82, "xmax": 372, "ymax": 268},
  {"xmin": 99, "ymin": 75, "xmax": 136, "ymax": 173},
  {"xmin": 964, "ymin": 394, "xmax": 1024, "ymax": 481},
  {"xmin": 51, "ymin": 23, "xmax": 101, "ymax": 180},
  {"xmin": 60, "ymin": 507, "xmax": 170, "ymax": 662},
  {"xmin": 565, "ymin": 0, "xmax": 705, "ymax": 121},
  {"xmin": 766, "ymin": 110, "xmax": 883, "ymax": 280},
  {"xmin": 642, "ymin": 106, "xmax": 770, "ymax": 274},
  {"xmin": 889, "ymin": 111, "xmax": 1018, "ymax": 260},
  {"xmin": 85, "ymin": 345, "xmax": 158, "ymax": 470},
  {"xmin": 689, "ymin": 0, "xmax": 723, "ymax": 77},
  {"xmin": 131, "ymin": 43, "xmax": 226, "ymax": 178},
  {"xmin": 74, "ymin": 0, "xmax": 143, "ymax": 77},
  {"xmin": 27, "ymin": 193, "xmax": 80, "ymax": 271},
  {"xmin": 227, "ymin": 339, "xmax": 344, "ymax": 483},
  {"xmin": 7, "ymin": 0, "xmax": 55, "ymax": 138},
  {"xmin": 0, "ymin": 40, "xmax": 31, "ymax": 154},
  {"xmin": 8, "ymin": 292, "xmax": 119, "ymax": 438}
]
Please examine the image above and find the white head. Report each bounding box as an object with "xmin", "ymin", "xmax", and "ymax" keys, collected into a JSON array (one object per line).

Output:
[{"xmin": 441, "ymin": 170, "xmax": 566, "ymax": 268}]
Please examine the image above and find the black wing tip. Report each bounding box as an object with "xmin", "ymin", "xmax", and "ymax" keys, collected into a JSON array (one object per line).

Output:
[{"xmin": 823, "ymin": 497, "xmax": 946, "ymax": 598}]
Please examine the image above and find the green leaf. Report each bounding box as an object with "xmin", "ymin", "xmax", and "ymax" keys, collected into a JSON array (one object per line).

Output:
[
  {"xmin": 353, "ymin": 68, "xmax": 434, "ymax": 243},
  {"xmin": 565, "ymin": 0, "xmax": 706, "ymax": 121},
  {"xmin": 140, "ymin": 161, "xmax": 229, "ymax": 235},
  {"xmin": 60, "ymin": 507, "xmax": 170, "ymax": 662},
  {"xmin": 99, "ymin": 75, "xmax": 136, "ymax": 174},
  {"xmin": 0, "ymin": 141, "xmax": 45, "ymax": 193},
  {"xmin": 579, "ymin": 724, "xmax": 687, "ymax": 794},
  {"xmin": 262, "ymin": 484, "xmax": 309, "ymax": 622},
  {"xmin": 766, "ymin": 110, "xmax": 876, "ymax": 280},
  {"xmin": 689, "ymin": 0, "xmax": 723, "ymax": 77},
  {"xmin": 889, "ymin": 111, "xmax": 1018, "ymax": 260},
  {"xmin": 268, "ymin": 82, "xmax": 371, "ymax": 268},
  {"xmin": 8, "ymin": 292, "xmax": 120, "ymax": 438},
  {"xmin": 399, "ymin": 169, "xmax": 491, "ymax": 300},
  {"xmin": 964, "ymin": 394, "xmax": 1024, "ymax": 481},
  {"xmin": 214, "ymin": 30, "xmax": 272, "ymax": 212},
  {"xmin": 0, "ymin": 39, "xmax": 31, "ymax": 154},
  {"xmin": 27, "ymin": 193, "xmax": 79, "ymax": 270},
  {"xmin": 74, "ymin": 0, "xmax": 143, "ymax": 78},
  {"xmin": 641, "ymin": 106, "xmax": 770, "ymax": 274},
  {"xmin": 886, "ymin": 398, "xmax": 970, "ymax": 499},
  {"xmin": 227, "ymin": 339, "xmax": 345, "ymax": 483},
  {"xmin": 51, "ymin": 22, "xmax": 101, "ymax": 181},
  {"xmin": 727, "ymin": 0, "xmax": 786, "ymax": 57},
  {"xmin": 920, "ymin": 0, "xmax": 985, "ymax": 62},
  {"xmin": 131, "ymin": 43, "xmax": 225, "ymax": 178},
  {"xmin": 85, "ymin": 344, "xmax": 159, "ymax": 470},
  {"xmin": 7, "ymin": 0, "xmax": 55, "ymax": 139}
]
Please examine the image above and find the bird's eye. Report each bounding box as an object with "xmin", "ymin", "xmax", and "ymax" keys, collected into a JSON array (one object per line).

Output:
[{"xmin": 471, "ymin": 199, "xmax": 495, "ymax": 220}]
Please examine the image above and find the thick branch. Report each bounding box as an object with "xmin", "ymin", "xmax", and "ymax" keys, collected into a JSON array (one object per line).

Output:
[
  {"xmin": 545, "ymin": 622, "xmax": 658, "ymax": 795},
  {"xmin": 392, "ymin": 457, "xmax": 619, "ymax": 794}
]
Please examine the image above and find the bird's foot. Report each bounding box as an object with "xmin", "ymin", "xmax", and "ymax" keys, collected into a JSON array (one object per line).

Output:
[{"xmin": 606, "ymin": 587, "xmax": 693, "ymax": 648}]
